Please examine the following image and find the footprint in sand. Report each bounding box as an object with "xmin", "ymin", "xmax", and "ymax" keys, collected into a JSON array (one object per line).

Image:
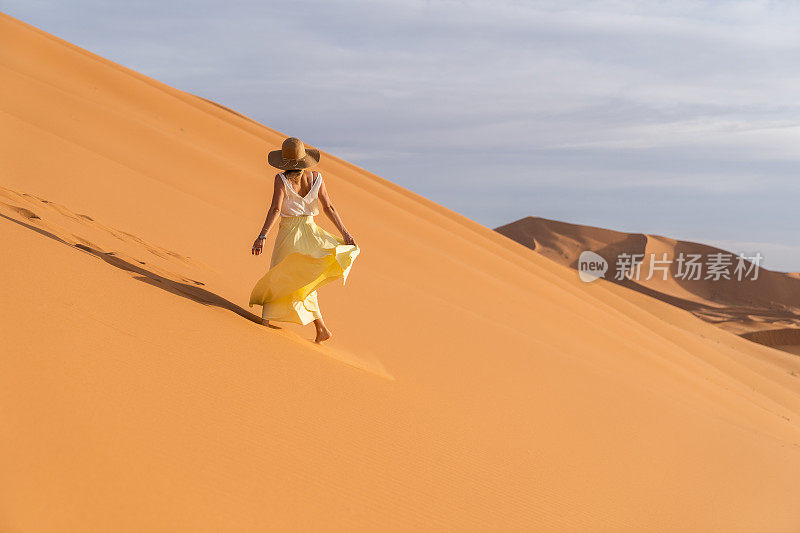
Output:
[
  {"xmin": 0, "ymin": 185, "xmax": 210, "ymax": 288},
  {"xmin": 2, "ymin": 204, "xmax": 40, "ymax": 220}
]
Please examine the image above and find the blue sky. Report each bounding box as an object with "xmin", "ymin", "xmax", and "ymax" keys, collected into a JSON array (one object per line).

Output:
[{"xmin": 4, "ymin": 0, "xmax": 800, "ymax": 270}]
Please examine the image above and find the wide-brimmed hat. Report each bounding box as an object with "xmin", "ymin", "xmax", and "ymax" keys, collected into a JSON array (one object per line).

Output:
[{"xmin": 267, "ymin": 137, "xmax": 320, "ymax": 170}]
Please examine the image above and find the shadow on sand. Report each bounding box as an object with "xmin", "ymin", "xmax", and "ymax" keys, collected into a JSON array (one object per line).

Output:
[
  {"xmin": 0, "ymin": 212, "xmax": 274, "ymax": 328},
  {"xmin": 2, "ymin": 210, "xmax": 396, "ymax": 378}
]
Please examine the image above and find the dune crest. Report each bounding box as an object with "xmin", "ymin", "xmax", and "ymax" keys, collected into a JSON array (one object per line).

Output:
[
  {"xmin": 496, "ymin": 216, "xmax": 800, "ymax": 342},
  {"xmin": 3, "ymin": 12, "xmax": 800, "ymax": 531}
]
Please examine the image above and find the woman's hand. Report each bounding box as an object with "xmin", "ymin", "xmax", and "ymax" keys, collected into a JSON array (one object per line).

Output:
[
  {"xmin": 252, "ymin": 236, "xmax": 265, "ymax": 255},
  {"xmin": 342, "ymin": 230, "xmax": 356, "ymax": 246}
]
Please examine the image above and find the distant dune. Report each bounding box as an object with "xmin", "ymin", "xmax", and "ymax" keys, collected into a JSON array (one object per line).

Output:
[
  {"xmin": 3, "ymin": 12, "xmax": 800, "ymax": 532},
  {"xmin": 496, "ymin": 216, "xmax": 800, "ymax": 342}
]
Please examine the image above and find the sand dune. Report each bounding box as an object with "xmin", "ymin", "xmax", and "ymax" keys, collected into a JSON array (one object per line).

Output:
[
  {"xmin": 2, "ymin": 12, "xmax": 800, "ymax": 531},
  {"xmin": 496, "ymin": 216, "xmax": 800, "ymax": 342}
]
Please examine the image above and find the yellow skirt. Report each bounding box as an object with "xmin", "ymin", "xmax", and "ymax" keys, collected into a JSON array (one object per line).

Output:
[{"xmin": 249, "ymin": 215, "xmax": 360, "ymax": 325}]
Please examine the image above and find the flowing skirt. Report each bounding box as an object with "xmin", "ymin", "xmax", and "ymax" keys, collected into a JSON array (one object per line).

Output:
[{"xmin": 249, "ymin": 215, "xmax": 360, "ymax": 325}]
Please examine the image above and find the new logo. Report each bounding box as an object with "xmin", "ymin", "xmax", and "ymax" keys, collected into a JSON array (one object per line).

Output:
[{"xmin": 578, "ymin": 251, "xmax": 608, "ymax": 282}]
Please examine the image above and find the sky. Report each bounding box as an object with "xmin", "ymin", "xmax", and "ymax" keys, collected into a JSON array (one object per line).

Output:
[{"xmin": 4, "ymin": 0, "xmax": 800, "ymax": 270}]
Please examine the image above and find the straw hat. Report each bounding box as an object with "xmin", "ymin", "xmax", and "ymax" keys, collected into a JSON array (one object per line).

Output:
[{"xmin": 267, "ymin": 137, "xmax": 320, "ymax": 170}]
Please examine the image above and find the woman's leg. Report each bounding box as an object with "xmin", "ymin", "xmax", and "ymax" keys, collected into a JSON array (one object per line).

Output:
[
  {"xmin": 261, "ymin": 305, "xmax": 278, "ymax": 328},
  {"xmin": 307, "ymin": 292, "xmax": 331, "ymax": 343},
  {"xmin": 304, "ymin": 290, "xmax": 331, "ymax": 343},
  {"xmin": 313, "ymin": 316, "xmax": 332, "ymax": 343}
]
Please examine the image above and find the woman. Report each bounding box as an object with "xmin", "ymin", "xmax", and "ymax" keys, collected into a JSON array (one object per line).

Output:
[{"xmin": 249, "ymin": 137, "xmax": 360, "ymax": 343}]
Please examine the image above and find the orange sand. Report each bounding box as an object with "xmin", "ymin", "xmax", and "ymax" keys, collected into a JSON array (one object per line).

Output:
[{"xmin": 2, "ymin": 13, "xmax": 800, "ymax": 531}]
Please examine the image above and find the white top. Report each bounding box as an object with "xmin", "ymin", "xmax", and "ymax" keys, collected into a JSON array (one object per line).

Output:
[{"xmin": 279, "ymin": 171, "xmax": 323, "ymax": 216}]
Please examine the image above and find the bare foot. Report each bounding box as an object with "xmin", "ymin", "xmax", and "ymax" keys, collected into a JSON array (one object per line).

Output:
[
  {"xmin": 314, "ymin": 327, "xmax": 333, "ymax": 344},
  {"xmin": 261, "ymin": 318, "xmax": 280, "ymax": 329}
]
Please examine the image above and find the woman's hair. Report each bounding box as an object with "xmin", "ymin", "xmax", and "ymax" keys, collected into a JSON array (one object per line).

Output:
[{"xmin": 284, "ymin": 168, "xmax": 303, "ymax": 182}]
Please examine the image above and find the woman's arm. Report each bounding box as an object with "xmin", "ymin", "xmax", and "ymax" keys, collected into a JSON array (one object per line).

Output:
[
  {"xmin": 318, "ymin": 175, "xmax": 355, "ymax": 246},
  {"xmin": 252, "ymin": 174, "xmax": 285, "ymax": 256}
]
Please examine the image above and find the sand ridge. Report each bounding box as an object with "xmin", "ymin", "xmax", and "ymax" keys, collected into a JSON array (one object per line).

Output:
[{"xmin": 496, "ymin": 216, "xmax": 800, "ymax": 340}]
